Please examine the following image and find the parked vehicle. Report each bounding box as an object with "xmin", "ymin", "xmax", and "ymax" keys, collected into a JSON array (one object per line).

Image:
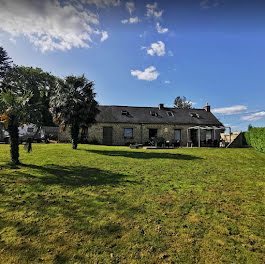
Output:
[{"xmin": 0, "ymin": 124, "xmax": 59, "ymax": 144}]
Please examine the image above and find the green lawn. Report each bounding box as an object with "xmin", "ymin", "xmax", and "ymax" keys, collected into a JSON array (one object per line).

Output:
[{"xmin": 0, "ymin": 144, "xmax": 264, "ymax": 264}]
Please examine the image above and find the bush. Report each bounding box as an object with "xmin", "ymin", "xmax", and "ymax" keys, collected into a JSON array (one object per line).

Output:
[
  {"xmin": 244, "ymin": 131, "xmax": 251, "ymax": 146},
  {"xmin": 153, "ymin": 137, "xmax": 165, "ymax": 147},
  {"xmin": 244, "ymin": 128, "xmax": 265, "ymax": 153},
  {"xmin": 125, "ymin": 142, "xmax": 135, "ymax": 146}
]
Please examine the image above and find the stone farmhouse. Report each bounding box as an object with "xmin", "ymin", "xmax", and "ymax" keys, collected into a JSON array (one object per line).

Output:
[{"xmin": 75, "ymin": 103, "xmax": 225, "ymax": 147}]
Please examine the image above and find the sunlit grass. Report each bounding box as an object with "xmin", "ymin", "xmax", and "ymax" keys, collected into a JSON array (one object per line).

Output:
[{"xmin": 0, "ymin": 144, "xmax": 264, "ymax": 263}]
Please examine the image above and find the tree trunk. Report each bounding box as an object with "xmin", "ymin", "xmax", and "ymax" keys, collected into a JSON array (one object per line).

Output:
[
  {"xmin": 71, "ymin": 123, "xmax": 79, "ymax": 150},
  {"xmin": 7, "ymin": 116, "xmax": 20, "ymax": 164}
]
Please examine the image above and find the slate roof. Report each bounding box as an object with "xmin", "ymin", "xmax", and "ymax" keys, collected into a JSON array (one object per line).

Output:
[{"xmin": 96, "ymin": 105, "xmax": 223, "ymax": 126}]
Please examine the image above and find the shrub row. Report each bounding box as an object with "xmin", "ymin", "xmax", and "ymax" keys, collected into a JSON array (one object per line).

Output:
[{"xmin": 244, "ymin": 127, "xmax": 265, "ymax": 153}]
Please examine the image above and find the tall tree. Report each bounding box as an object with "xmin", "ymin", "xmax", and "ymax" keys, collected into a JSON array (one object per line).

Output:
[
  {"xmin": 174, "ymin": 96, "xmax": 192, "ymax": 109},
  {"xmin": 50, "ymin": 75, "xmax": 99, "ymax": 149},
  {"xmin": 0, "ymin": 46, "xmax": 12, "ymax": 79},
  {"xmin": 0, "ymin": 66, "xmax": 57, "ymax": 164}
]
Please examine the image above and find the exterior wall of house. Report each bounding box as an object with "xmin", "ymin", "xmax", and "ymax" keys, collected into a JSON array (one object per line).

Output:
[
  {"xmin": 59, "ymin": 123, "xmax": 223, "ymax": 146},
  {"xmin": 67, "ymin": 122, "xmax": 222, "ymax": 146}
]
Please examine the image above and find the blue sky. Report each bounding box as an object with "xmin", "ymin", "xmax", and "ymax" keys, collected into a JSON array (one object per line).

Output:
[{"xmin": 0, "ymin": 0, "xmax": 265, "ymax": 131}]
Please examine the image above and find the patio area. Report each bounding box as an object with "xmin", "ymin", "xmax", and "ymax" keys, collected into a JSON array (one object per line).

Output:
[{"xmin": 187, "ymin": 125, "xmax": 230, "ymax": 148}]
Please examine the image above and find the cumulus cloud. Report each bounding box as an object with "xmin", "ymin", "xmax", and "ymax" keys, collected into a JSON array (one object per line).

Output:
[
  {"xmin": 131, "ymin": 66, "xmax": 159, "ymax": 81},
  {"xmin": 156, "ymin": 23, "xmax": 168, "ymax": 34},
  {"xmin": 147, "ymin": 41, "xmax": 166, "ymax": 56},
  {"xmin": 241, "ymin": 112, "xmax": 265, "ymax": 121},
  {"xmin": 73, "ymin": 0, "xmax": 120, "ymax": 7},
  {"xmin": 0, "ymin": 0, "xmax": 113, "ymax": 52},
  {"xmin": 100, "ymin": 31, "xmax": 108, "ymax": 42},
  {"xmin": 146, "ymin": 2, "xmax": 163, "ymax": 19},
  {"xmin": 125, "ymin": 1, "xmax": 135, "ymax": 15},
  {"xmin": 212, "ymin": 105, "xmax": 248, "ymax": 115},
  {"xmin": 121, "ymin": 1, "xmax": 139, "ymax": 24},
  {"xmin": 121, "ymin": 17, "xmax": 139, "ymax": 24}
]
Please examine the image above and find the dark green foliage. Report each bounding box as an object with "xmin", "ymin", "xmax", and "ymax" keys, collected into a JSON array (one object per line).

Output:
[
  {"xmin": 0, "ymin": 46, "xmax": 12, "ymax": 79},
  {"xmin": 244, "ymin": 127, "xmax": 265, "ymax": 153},
  {"xmin": 0, "ymin": 66, "xmax": 56, "ymax": 163},
  {"xmin": 50, "ymin": 75, "xmax": 99, "ymax": 149},
  {"xmin": 154, "ymin": 136, "xmax": 166, "ymax": 147},
  {"xmin": 247, "ymin": 124, "xmax": 253, "ymax": 131},
  {"xmin": 244, "ymin": 131, "xmax": 251, "ymax": 146},
  {"xmin": 174, "ymin": 96, "xmax": 192, "ymax": 109},
  {"xmin": 1, "ymin": 66, "xmax": 57, "ymax": 126}
]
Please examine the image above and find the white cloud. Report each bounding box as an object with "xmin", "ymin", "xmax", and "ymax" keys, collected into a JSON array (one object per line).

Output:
[
  {"xmin": 121, "ymin": 17, "xmax": 139, "ymax": 24},
  {"xmin": 147, "ymin": 41, "xmax": 165, "ymax": 56},
  {"xmin": 212, "ymin": 105, "xmax": 248, "ymax": 115},
  {"xmin": 74, "ymin": 0, "xmax": 121, "ymax": 7},
  {"xmin": 224, "ymin": 124, "xmax": 237, "ymax": 129},
  {"xmin": 156, "ymin": 22, "xmax": 168, "ymax": 34},
  {"xmin": 165, "ymin": 80, "xmax": 170, "ymax": 84},
  {"xmin": 125, "ymin": 2, "xmax": 135, "ymax": 15},
  {"xmin": 241, "ymin": 112, "xmax": 265, "ymax": 121},
  {"xmin": 131, "ymin": 66, "xmax": 159, "ymax": 81},
  {"xmin": 146, "ymin": 2, "xmax": 163, "ymax": 19},
  {"xmin": 0, "ymin": 0, "xmax": 113, "ymax": 52},
  {"xmin": 100, "ymin": 31, "xmax": 108, "ymax": 42},
  {"xmin": 121, "ymin": 2, "xmax": 139, "ymax": 24}
]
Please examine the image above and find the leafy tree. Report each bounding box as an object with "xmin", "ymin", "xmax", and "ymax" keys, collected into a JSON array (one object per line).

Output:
[
  {"xmin": 0, "ymin": 66, "xmax": 57, "ymax": 164},
  {"xmin": 0, "ymin": 46, "xmax": 12, "ymax": 79},
  {"xmin": 7, "ymin": 66, "xmax": 57, "ymax": 126},
  {"xmin": 248, "ymin": 124, "xmax": 253, "ymax": 131},
  {"xmin": 50, "ymin": 75, "xmax": 99, "ymax": 149},
  {"xmin": 174, "ymin": 96, "xmax": 192, "ymax": 109}
]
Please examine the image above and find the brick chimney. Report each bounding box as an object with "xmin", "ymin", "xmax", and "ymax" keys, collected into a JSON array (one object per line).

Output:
[
  {"xmin": 204, "ymin": 102, "xmax": 211, "ymax": 112},
  {"xmin": 158, "ymin": 103, "xmax": 164, "ymax": 110}
]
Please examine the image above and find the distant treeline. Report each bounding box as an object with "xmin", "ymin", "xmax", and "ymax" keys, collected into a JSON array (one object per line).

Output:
[{"xmin": 244, "ymin": 127, "xmax": 265, "ymax": 153}]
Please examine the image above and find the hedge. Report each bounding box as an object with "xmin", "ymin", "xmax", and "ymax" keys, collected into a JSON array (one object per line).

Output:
[{"xmin": 244, "ymin": 127, "xmax": 265, "ymax": 153}]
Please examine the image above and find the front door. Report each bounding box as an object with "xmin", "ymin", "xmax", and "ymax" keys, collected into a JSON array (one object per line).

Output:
[{"xmin": 103, "ymin": 127, "xmax": 113, "ymax": 145}]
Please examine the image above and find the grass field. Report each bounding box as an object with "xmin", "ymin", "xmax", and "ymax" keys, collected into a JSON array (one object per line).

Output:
[{"xmin": 0, "ymin": 144, "xmax": 264, "ymax": 264}]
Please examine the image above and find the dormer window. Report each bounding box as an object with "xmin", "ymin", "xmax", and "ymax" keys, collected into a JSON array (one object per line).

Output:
[
  {"xmin": 190, "ymin": 113, "xmax": 200, "ymax": 118},
  {"xmin": 167, "ymin": 111, "xmax": 174, "ymax": 117},
  {"xmin": 150, "ymin": 111, "xmax": 158, "ymax": 117},
  {"xmin": 121, "ymin": 110, "xmax": 129, "ymax": 116}
]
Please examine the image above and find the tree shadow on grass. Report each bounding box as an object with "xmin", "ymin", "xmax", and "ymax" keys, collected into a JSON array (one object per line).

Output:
[
  {"xmin": 85, "ymin": 149, "xmax": 202, "ymax": 160},
  {"xmin": 8, "ymin": 163, "xmax": 137, "ymax": 187}
]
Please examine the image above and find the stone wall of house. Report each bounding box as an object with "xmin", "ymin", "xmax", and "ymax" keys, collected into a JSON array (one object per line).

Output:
[
  {"xmin": 58, "ymin": 123, "xmax": 223, "ymax": 146},
  {"xmin": 82, "ymin": 123, "xmax": 222, "ymax": 146}
]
